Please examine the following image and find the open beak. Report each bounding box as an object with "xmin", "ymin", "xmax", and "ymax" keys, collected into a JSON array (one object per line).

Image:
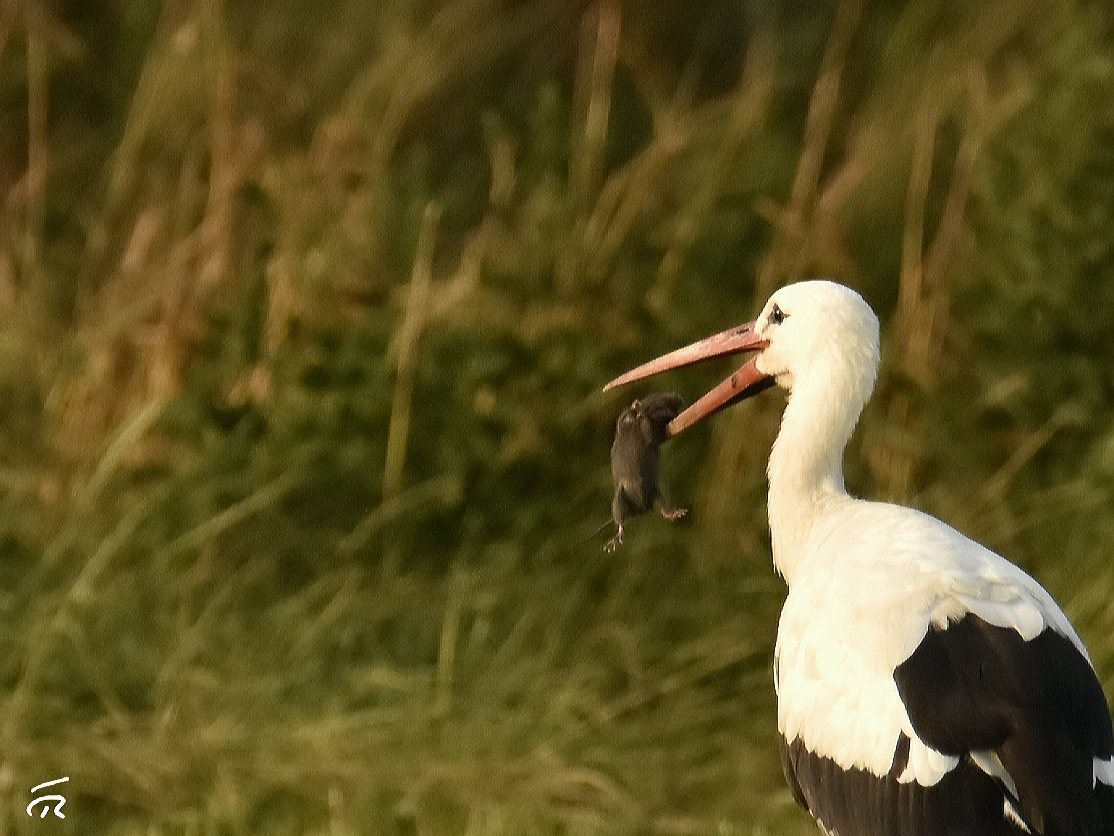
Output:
[{"xmin": 603, "ymin": 321, "xmax": 773, "ymax": 437}]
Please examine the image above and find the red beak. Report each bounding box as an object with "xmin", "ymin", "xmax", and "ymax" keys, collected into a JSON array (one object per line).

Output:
[{"xmin": 603, "ymin": 320, "xmax": 773, "ymax": 437}]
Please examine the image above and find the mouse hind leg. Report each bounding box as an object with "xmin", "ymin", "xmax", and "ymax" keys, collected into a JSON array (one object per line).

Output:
[{"xmin": 655, "ymin": 499, "xmax": 687, "ymax": 521}]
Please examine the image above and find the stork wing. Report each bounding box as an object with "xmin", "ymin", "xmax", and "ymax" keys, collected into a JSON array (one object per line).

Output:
[{"xmin": 893, "ymin": 611, "xmax": 1114, "ymax": 835}]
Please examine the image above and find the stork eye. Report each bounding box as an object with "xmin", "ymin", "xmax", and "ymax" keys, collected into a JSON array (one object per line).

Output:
[{"xmin": 769, "ymin": 304, "xmax": 786, "ymax": 325}]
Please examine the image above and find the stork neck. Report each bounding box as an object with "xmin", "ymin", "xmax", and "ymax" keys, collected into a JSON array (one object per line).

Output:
[{"xmin": 767, "ymin": 371, "xmax": 862, "ymax": 585}]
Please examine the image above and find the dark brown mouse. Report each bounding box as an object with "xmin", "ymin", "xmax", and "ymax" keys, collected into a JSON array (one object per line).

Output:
[{"xmin": 606, "ymin": 392, "xmax": 687, "ymax": 551}]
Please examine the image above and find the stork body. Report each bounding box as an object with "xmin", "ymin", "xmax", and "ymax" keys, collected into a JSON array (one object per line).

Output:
[{"xmin": 605, "ymin": 281, "xmax": 1114, "ymax": 835}]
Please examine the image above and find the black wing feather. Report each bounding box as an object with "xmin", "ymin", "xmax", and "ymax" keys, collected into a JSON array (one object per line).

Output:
[
  {"xmin": 781, "ymin": 734, "xmax": 1023, "ymax": 836},
  {"xmin": 893, "ymin": 614, "xmax": 1114, "ymax": 835}
]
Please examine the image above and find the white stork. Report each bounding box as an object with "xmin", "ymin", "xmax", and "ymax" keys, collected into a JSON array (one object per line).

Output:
[{"xmin": 605, "ymin": 280, "xmax": 1114, "ymax": 835}]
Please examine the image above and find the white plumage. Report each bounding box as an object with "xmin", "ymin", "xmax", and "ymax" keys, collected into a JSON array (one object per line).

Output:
[
  {"xmin": 775, "ymin": 499, "xmax": 1075, "ymax": 781},
  {"xmin": 606, "ymin": 280, "xmax": 1114, "ymax": 835}
]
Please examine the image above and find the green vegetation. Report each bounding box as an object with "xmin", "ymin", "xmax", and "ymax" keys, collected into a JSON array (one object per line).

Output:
[{"xmin": 1, "ymin": 0, "xmax": 1113, "ymax": 833}]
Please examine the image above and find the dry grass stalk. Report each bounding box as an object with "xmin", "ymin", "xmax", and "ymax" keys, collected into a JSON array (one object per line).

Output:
[
  {"xmin": 384, "ymin": 201, "xmax": 440, "ymax": 499},
  {"xmin": 754, "ymin": 0, "xmax": 864, "ymax": 303},
  {"xmin": 877, "ymin": 67, "xmax": 995, "ymax": 501}
]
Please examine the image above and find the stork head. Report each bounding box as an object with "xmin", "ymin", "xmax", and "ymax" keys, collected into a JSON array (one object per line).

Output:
[
  {"xmin": 751, "ymin": 281, "xmax": 880, "ymax": 393},
  {"xmin": 604, "ymin": 280, "xmax": 881, "ymax": 437}
]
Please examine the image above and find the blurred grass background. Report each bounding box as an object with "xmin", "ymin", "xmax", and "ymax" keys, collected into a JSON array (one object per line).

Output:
[{"xmin": 0, "ymin": 0, "xmax": 1113, "ymax": 833}]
